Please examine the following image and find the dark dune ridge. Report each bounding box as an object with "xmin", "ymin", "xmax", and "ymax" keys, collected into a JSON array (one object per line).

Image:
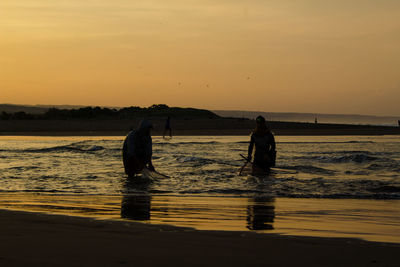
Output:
[
  {"xmin": 0, "ymin": 104, "xmax": 399, "ymax": 135},
  {"xmin": 0, "ymin": 118, "xmax": 399, "ymax": 136}
]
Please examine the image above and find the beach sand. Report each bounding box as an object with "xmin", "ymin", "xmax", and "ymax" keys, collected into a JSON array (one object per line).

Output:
[{"xmin": 1, "ymin": 208, "xmax": 399, "ymax": 267}]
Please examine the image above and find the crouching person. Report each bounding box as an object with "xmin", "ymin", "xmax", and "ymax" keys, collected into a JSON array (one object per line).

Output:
[{"xmin": 123, "ymin": 120, "xmax": 155, "ymax": 177}]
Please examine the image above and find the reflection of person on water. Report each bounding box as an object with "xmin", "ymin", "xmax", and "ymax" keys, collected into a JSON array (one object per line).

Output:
[
  {"xmin": 247, "ymin": 197, "xmax": 275, "ymax": 230},
  {"xmin": 122, "ymin": 119, "xmax": 155, "ymax": 177},
  {"xmin": 247, "ymin": 116, "xmax": 276, "ymax": 173},
  {"xmin": 163, "ymin": 116, "xmax": 172, "ymax": 138},
  {"xmin": 121, "ymin": 194, "xmax": 151, "ymax": 221},
  {"xmin": 121, "ymin": 175, "xmax": 153, "ymax": 220}
]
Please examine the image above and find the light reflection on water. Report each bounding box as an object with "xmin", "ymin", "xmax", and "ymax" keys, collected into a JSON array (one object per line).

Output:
[
  {"xmin": 0, "ymin": 135, "xmax": 399, "ymax": 198},
  {"xmin": 0, "ymin": 192, "xmax": 399, "ymax": 244}
]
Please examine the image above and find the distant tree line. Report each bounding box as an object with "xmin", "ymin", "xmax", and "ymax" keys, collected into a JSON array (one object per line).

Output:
[{"xmin": 0, "ymin": 104, "xmax": 219, "ymax": 120}]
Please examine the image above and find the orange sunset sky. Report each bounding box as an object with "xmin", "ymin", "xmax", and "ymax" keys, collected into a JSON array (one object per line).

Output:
[{"xmin": 1, "ymin": 0, "xmax": 399, "ymax": 116}]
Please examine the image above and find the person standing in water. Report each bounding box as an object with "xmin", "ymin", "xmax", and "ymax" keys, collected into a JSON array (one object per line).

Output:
[
  {"xmin": 123, "ymin": 119, "xmax": 155, "ymax": 177},
  {"xmin": 163, "ymin": 116, "xmax": 172, "ymax": 138},
  {"xmin": 247, "ymin": 116, "xmax": 276, "ymax": 173}
]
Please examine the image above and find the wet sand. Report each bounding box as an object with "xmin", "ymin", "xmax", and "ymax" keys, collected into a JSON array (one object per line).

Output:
[
  {"xmin": 0, "ymin": 208, "xmax": 399, "ymax": 267},
  {"xmin": 0, "ymin": 193, "xmax": 399, "ymax": 266},
  {"xmin": 1, "ymin": 193, "xmax": 399, "ymax": 243}
]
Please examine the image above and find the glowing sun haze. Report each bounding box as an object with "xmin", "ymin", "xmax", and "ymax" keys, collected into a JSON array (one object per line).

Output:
[{"xmin": 1, "ymin": 0, "xmax": 399, "ymax": 116}]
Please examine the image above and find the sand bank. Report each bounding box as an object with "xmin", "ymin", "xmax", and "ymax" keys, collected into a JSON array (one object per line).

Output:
[{"xmin": 0, "ymin": 208, "xmax": 398, "ymax": 266}]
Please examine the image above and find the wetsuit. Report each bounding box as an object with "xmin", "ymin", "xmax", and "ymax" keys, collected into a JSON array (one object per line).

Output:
[{"xmin": 248, "ymin": 131, "xmax": 276, "ymax": 171}]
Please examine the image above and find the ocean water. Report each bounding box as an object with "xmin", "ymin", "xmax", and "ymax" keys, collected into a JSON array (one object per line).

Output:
[
  {"xmin": 1, "ymin": 135, "xmax": 400, "ymax": 243},
  {"xmin": 0, "ymin": 135, "xmax": 399, "ymax": 199}
]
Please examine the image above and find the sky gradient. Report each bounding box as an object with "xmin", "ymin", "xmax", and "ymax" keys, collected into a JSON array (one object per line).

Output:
[{"xmin": 1, "ymin": 0, "xmax": 399, "ymax": 116}]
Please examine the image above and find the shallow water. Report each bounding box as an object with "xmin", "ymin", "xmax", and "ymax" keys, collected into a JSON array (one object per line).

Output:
[
  {"xmin": 0, "ymin": 135, "xmax": 400, "ymax": 243},
  {"xmin": 1, "ymin": 135, "xmax": 399, "ymax": 199},
  {"xmin": 0, "ymin": 193, "xmax": 399, "ymax": 243}
]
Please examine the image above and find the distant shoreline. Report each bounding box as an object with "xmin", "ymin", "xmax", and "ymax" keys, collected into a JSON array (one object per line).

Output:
[{"xmin": 1, "ymin": 118, "xmax": 399, "ymax": 136}]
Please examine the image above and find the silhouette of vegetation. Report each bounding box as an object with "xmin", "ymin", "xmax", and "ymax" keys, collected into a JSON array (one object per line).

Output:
[
  {"xmin": 0, "ymin": 111, "xmax": 35, "ymax": 120},
  {"xmin": 0, "ymin": 105, "xmax": 220, "ymax": 120}
]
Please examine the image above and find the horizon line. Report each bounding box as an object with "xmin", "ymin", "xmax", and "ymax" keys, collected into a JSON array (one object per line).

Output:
[{"xmin": 1, "ymin": 103, "xmax": 399, "ymax": 118}]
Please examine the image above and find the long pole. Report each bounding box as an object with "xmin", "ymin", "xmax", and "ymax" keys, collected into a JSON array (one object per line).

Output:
[{"xmin": 238, "ymin": 154, "xmax": 251, "ymax": 175}]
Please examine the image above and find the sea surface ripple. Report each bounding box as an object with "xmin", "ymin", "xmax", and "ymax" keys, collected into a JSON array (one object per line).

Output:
[{"xmin": 0, "ymin": 135, "xmax": 399, "ymax": 199}]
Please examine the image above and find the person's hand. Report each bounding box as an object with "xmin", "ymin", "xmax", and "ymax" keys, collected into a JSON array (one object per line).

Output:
[{"xmin": 147, "ymin": 164, "xmax": 155, "ymax": 171}]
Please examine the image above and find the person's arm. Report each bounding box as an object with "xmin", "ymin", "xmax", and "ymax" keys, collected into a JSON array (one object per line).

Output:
[
  {"xmin": 268, "ymin": 132, "xmax": 276, "ymax": 167},
  {"xmin": 126, "ymin": 131, "xmax": 136, "ymax": 157},
  {"xmin": 146, "ymin": 137, "xmax": 155, "ymax": 170},
  {"xmin": 247, "ymin": 134, "xmax": 255, "ymax": 160},
  {"xmin": 269, "ymin": 132, "xmax": 276, "ymax": 152}
]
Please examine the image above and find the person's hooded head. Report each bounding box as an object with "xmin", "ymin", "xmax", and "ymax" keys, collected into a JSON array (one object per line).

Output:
[
  {"xmin": 254, "ymin": 115, "xmax": 269, "ymax": 135},
  {"xmin": 137, "ymin": 119, "xmax": 153, "ymax": 135},
  {"xmin": 256, "ymin": 115, "xmax": 266, "ymax": 125}
]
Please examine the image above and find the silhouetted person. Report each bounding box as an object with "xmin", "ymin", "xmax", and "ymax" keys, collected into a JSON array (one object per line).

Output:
[
  {"xmin": 163, "ymin": 116, "xmax": 172, "ymax": 138},
  {"xmin": 123, "ymin": 119, "xmax": 154, "ymax": 177},
  {"xmin": 247, "ymin": 116, "xmax": 276, "ymax": 174},
  {"xmin": 398, "ymin": 120, "xmax": 400, "ymax": 127},
  {"xmin": 315, "ymin": 117, "xmax": 318, "ymax": 124}
]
